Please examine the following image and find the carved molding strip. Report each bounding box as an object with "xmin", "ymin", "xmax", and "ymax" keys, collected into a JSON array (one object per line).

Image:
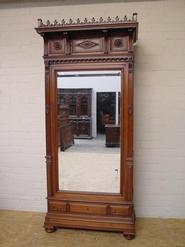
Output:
[
  {"xmin": 45, "ymin": 56, "xmax": 133, "ymax": 65},
  {"xmin": 126, "ymin": 157, "xmax": 133, "ymax": 169},
  {"xmin": 45, "ymin": 155, "xmax": 52, "ymax": 165},
  {"xmin": 37, "ymin": 13, "xmax": 138, "ymax": 28}
]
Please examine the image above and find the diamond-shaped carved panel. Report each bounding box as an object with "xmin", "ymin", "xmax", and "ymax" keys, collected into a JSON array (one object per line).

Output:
[
  {"xmin": 77, "ymin": 40, "xmax": 98, "ymax": 49},
  {"xmin": 72, "ymin": 38, "xmax": 104, "ymax": 54}
]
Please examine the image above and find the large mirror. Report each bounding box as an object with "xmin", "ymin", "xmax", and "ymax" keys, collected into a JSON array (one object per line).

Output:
[{"xmin": 57, "ymin": 70, "xmax": 121, "ymax": 193}]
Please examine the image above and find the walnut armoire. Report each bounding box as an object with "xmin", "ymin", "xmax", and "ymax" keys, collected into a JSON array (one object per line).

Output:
[{"xmin": 36, "ymin": 13, "xmax": 138, "ymax": 240}]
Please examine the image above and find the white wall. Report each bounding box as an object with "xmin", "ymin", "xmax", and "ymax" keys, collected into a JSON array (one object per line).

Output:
[
  {"xmin": 58, "ymin": 71, "xmax": 121, "ymax": 137},
  {"xmin": 0, "ymin": 0, "xmax": 185, "ymax": 218}
]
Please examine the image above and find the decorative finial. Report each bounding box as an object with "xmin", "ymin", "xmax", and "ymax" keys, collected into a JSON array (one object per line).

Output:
[
  {"xmin": 69, "ymin": 18, "xmax": 73, "ymax": 24},
  {"xmin": 37, "ymin": 13, "xmax": 138, "ymax": 29},
  {"xmin": 107, "ymin": 16, "xmax": 111, "ymax": 22},
  {"xmin": 99, "ymin": 17, "xmax": 103, "ymax": 23},
  {"xmin": 132, "ymin": 13, "xmax": 138, "ymax": 21},
  {"xmin": 76, "ymin": 18, "xmax": 81, "ymax": 24},
  {"xmin": 61, "ymin": 19, "xmax": 65, "ymax": 25},
  {"xmin": 124, "ymin": 15, "xmax": 127, "ymax": 21},
  {"xmin": 91, "ymin": 17, "xmax": 95, "ymax": 23},
  {"xmin": 37, "ymin": 18, "xmax": 43, "ymax": 27}
]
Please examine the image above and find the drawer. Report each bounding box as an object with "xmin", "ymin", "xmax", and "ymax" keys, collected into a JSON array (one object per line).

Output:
[
  {"xmin": 70, "ymin": 203, "xmax": 107, "ymax": 216},
  {"xmin": 49, "ymin": 201, "xmax": 66, "ymax": 213},
  {"xmin": 110, "ymin": 205, "xmax": 130, "ymax": 216}
]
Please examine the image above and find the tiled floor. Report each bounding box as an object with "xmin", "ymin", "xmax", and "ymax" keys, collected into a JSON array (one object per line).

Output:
[{"xmin": 0, "ymin": 210, "xmax": 185, "ymax": 247}]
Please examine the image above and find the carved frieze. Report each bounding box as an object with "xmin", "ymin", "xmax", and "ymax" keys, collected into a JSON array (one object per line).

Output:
[{"xmin": 45, "ymin": 56, "xmax": 133, "ymax": 65}]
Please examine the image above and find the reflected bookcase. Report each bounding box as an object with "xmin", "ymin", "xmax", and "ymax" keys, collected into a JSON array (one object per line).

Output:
[{"xmin": 58, "ymin": 88, "xmax": 92, "ymax": 138}]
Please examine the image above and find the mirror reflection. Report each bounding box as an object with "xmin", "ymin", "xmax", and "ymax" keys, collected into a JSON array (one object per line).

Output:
[{"xmin": 57, "ymin": 70, "xmax": 121, "ymax": 193}]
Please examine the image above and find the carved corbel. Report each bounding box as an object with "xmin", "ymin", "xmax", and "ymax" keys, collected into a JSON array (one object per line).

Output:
[
  {"xmin": 102, "ymin": 29, "xmax": 108, "ymax": 54},
  {"xmin": 63, "ymin": 31, "xmax": 70, "ymax": 55}
]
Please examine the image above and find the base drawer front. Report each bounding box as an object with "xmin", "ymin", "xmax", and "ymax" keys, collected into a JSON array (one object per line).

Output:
[
  {"xmin": 110, "ymin": 205, "xmax": 130, "ymax": 216},
  {"xmin": 49, "ymin": 200, "xmax": 132, "ymax": 218},
  {"xmin": 49, "ymin": 201, "xmax": 66, "ymax": 213},
  {"xmin": 69, "ymin": 203, "xmax": 107, "ymax": 216}
]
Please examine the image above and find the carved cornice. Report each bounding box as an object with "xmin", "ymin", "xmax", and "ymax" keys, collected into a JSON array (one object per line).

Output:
[
  {"xmin": 37, "ymin": 13, "xmax": 138, "ymax": 28},
  {"xmin": 44, "ymin": 56, "xmax": 133, "ymax": 65}
]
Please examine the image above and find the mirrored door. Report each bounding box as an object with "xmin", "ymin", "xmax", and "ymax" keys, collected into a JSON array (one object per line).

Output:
[{"xmin": 57, "ymin": 70, "xmax": 121, "ymax": 193}]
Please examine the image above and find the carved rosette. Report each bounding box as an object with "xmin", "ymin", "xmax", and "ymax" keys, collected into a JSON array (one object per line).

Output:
[
  {"xmin": 114, "ymin": 39, "xmax": 123, "ymax": 48},
  {"xmin": 53, "ymin": 41, "xmax": 62, "ymax": 50}
]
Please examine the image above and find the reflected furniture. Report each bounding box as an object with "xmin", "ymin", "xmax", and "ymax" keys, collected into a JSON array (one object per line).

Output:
[
  {"xmin": 58, "ymin": 88, "xmax": 92, "ymax": 138},
  {"xmin": 57, "ymin": 105, "xmax": 74, "ymax": 151},
  {"xmin": 36, "ymin": 14, "xmax": 138, "ymax": 239},
  {"xmin": 97, "ymin": 92, "xmax": 116, "ymax": 134},
  {"xmin": 105, "ymin": 124, "xmax": 120, "ymax": 147}
]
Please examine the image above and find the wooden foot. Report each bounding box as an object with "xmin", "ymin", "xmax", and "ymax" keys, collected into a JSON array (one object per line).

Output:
[
  {"xmin": 123, "ymin": 233, "xmax": 135, "ymax": 240},
  {"xmin": 123, "ymin": 229, "xmax": 135, "ymax": 240},
  {"xmin": 44, "ymin": 225, "xmax": 57, "ymax": 233}
]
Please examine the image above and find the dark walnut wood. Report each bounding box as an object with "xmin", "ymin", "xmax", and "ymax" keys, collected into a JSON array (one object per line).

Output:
[{"xmin": 35, "ymin": 14, "xmax": 138, "ymax": 240}]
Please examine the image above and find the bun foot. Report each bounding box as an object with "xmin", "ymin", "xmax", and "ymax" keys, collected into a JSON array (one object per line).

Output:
[
  {"xmin": 44, "ymin": 226, "xmax": 57, "ymax": 233},
  {"xmin": 123, "ymin": 232, "xmax": 135, "ymax": 240}
]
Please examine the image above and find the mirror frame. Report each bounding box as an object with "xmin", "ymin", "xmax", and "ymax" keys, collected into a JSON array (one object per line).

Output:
[{"xmin": 36, "ymin": 15, "xmax": 138, "ymax": 240}]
